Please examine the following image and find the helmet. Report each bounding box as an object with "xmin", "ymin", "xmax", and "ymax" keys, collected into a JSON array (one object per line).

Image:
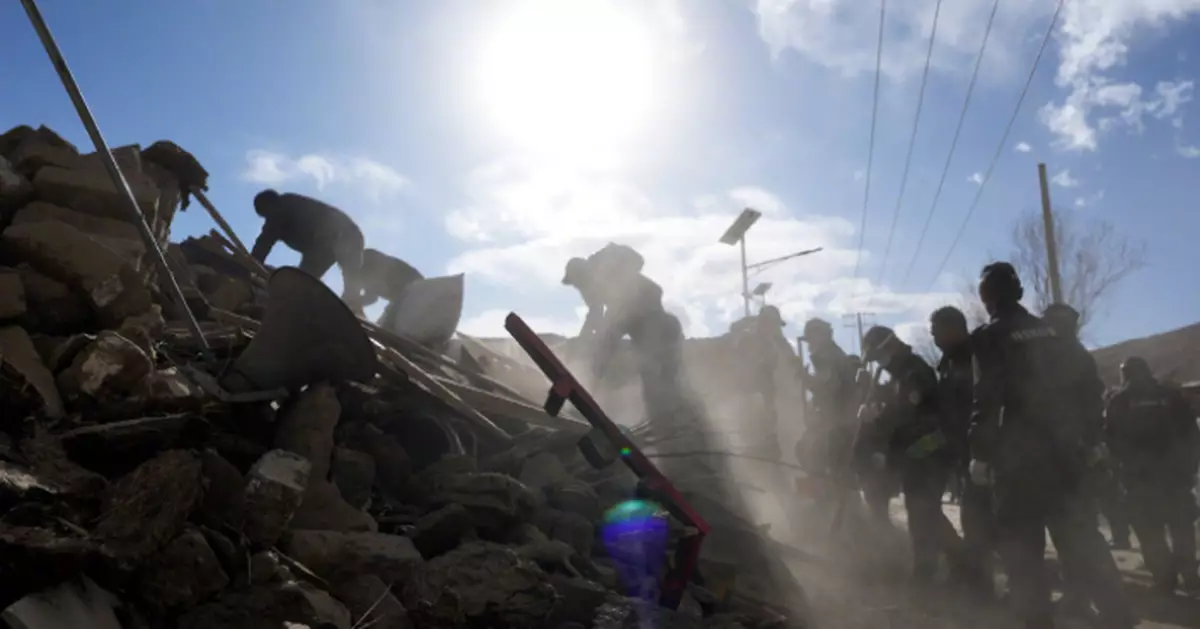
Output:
[
  {"xmin": 978, "ymin": 261, "xmax": 1023, "ymax": 305},
  {"xmin": 760, "ymin": 305, "xmax": 785, "ymax": 327},
  {"xmin": 562, "ymin": 257, "xmax": 589, "ymax": 286},
  {"xmin": 861, "ymin": 325, "xmax": 901, "ymax": 363},
  {"xmin": 800, "ymin": 318, "xmax": 832, "ymax": 343},
  {"xmin": 1119, "ymin": 356, "xmax": 1152, "ymax": 384}
]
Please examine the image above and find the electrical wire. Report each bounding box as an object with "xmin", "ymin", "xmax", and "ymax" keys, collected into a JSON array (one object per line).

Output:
[
  {"xmin": 897, "ymin": 0, "xmax": 1003, "ymax": 286},
  {"xmin": 875, "ymin": 0, "xmax": 944, "ymax": 289},
  {"xmin": 849, "ymin": 0, "xmax": 888, "ymax": 291},
  {"xmin": 927, "ymin": 0, "xmax": 1065, "ymax": 287}
]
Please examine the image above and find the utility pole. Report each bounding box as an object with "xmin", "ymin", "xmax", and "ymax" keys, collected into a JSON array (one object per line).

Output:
[
  {"xmin": 719, "ymin": 208, "xmax": 762, "ymax": 318},
  {"xmin": 740, "ymin": 236, "xmax": 750, "ymax": 317},
  {"xmin": 842, "ymin": 312, "xmax": 875, "ymax": 355},
  {"xmin": 1037, "ymin": 163, "xmax": 1064, "ymax": 304}
]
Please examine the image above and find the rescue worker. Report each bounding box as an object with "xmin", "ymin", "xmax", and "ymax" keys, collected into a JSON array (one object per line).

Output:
[
  {"xmin": 561, "ymin": 246, "xmax": 690, "ymax": 430},
  {"xmin": 930, "ymin": 305, "xmax": 996, "ymax": 599},
  {"xmin": 1043, "ymin": 303, "xmax": 1131, "ymax": 550},
  {"xmin": 1105, "ymin": 356, "xmax": 1200, "ymax": 593},
  {"xmin": 735, "ymin": 305, "xmax": 792, "ymax": 459},
  {"xmin": 859, "ymin": 325, "xmax": 965, "ymax": 583},
  {"xmin": 968, "ymin": 262, "xmax": 1134, "ymax": 629},
  {"xmin": 798, "ymin": 318, "xmax": 859, "ymax": 472}
]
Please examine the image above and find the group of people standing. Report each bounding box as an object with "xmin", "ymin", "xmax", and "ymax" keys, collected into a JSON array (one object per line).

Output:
[{"xmin": 796, "ymin": 261, "xmax": 1199, "ymax": 629}]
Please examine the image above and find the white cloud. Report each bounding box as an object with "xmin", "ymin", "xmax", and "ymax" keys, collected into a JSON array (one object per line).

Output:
[
  {"xmin": 1050, "ymin": 169, "xmax": 1079, "ymax": 188},
  {"xmin": 1014, "ymin": 141, "xmax": 1032, "ymax": 152},
  {"xmin": 446, "ymin": 156, "xmax": 956, "ymax": 340},
  {"xmin": 750, "ymin": 0, "xmax": 1049, "ymax": 82},
  {"xmin": 1178, "ymin": 144, "xmax": 1200, "ymax": 158},
  {"xmin": 1073, "ymin": 189, "xmax": 1105, "ymax": 207},
  {"xmin": 1039, "ymin": 0, "xmax": 1200, "ymax": 151},
  {"xmin": 241, "ymin": 150, "xmax": 409, "ymax": 203},
  {"xmin": 967, "ymin": 172, "xmax": 984, "ymax": 185}
]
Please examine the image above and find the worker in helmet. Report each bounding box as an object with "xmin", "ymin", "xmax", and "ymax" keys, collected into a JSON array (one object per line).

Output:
[
  {"xmin": 1105, "ymin": 356, "xmax": 1200, "ymax": 593},
  {"xmin": 969, "ymin": 262, "xmax": 1133, "ymax": 629},
  {"xmin": 797, "ymin": 318, "xmax": 860, "ymax": 475},
  {"xmin": 560, "ymin": 248, "xmax": 690, "ymax": 430},
  {"xmin": 859, "ymin": 324, "xmax": 964, "ymax": 583}
]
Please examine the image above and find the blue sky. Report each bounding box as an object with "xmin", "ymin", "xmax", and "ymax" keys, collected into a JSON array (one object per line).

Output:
[{"xmin": 2, "ymin": 0, "xmax": 1198, "ymax": 353}]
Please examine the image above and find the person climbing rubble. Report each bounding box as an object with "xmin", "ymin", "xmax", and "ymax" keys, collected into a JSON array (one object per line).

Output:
[{"xmin": 561, "ymin": 244, "xmax": 693, "ymax": 432}]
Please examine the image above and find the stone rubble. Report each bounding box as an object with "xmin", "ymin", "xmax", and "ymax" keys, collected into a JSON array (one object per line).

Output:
[{"xmin": 0, "ymin": 124, "xmax": 806, "ymax": 629}]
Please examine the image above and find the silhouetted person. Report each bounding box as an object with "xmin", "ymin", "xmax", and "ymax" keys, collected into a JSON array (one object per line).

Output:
[
  {"xmin": 860, "ymin": 325, "xmax": 965, "ymax": 583},
  {"xmin": 931, "ymin": 305, "xmax": 996, "ymax": 599},
  {"xmin": 250, "ymin": 190, "xmax": 366, "ymax": 311},
  {"xmin": 969, "ymin": 262, "xmax": 1133, "ymax": 629},
  {"xmin": 1105, "ymin": 356, "xmax": 1200, "ymax": 593},
  {"xmin": 360, "ymin": 248, "xmax": 424, "ymax": 308}
]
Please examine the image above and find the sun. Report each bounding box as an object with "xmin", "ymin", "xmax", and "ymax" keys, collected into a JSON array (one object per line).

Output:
[{"xmin": 474, "ymin": 0, "xmax": 658, "ymax": 159}]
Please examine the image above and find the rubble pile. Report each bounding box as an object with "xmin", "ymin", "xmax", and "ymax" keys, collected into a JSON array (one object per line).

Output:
[{"xmin": 0, "ymin": 125, "xmax": 809, "ymax": 628}]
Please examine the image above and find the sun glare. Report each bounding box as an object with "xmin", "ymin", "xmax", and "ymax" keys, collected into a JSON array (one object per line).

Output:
[{"xmin": 475, "ymin": 1, "xmax": 658, "ymax": 159}]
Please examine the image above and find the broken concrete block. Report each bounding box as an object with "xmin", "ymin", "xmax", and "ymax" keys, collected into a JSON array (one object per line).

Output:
[
  {"xmin": 400, "ymin": 541, "xmax": 558, "ymax": 628},
  {"xmin": 31, "ymin": 164, "xmax": 159, "ymax": 224},
  {"xmin": 141, "ymin": 367, "xmax": 201, "ymax": 402},
  {"xmin": 429, "ymin": 472, "xmax": 540, "ymax": 530},
  {"xmin": 547, "ymin": 480, "xmax": 603, "ymax": 522},
  {"xmin": 0, "ymin": 156, "xmax": 33, "ymax": 211},
  {"xmin": 0, "ymin": 524, "xmax": 97, "ymax": 611},
  {"xmin": 0, "ymin": 460, "xmax": 62, "ymax": 511},
  {"xmin": 0, "ymin": 325, "xmax": 64, "ymax": 418},
  {"xmin": 116, "ymin": 304, "xmax": 164, "ymax": 358},
  {"xmin": 2, "ymin": 220, "xmax": 151, "ymax": 323},
  {"xmin": 16, "ymin": 264, "xmax": 91, "ymax": 332},
  {"xmin": 243, "ymin": 449, "xmax": 312, "ymax": 548},
  {"xmin": 56, "ymin": 330, "xmax": 153, "ymax": 401},
  {"xmin": 0, "ymin": 268, "xmax": 26, "ymax": 320},
  {"xmin": 534, "ymin": 508, "xmax": 595, "ymax": 559},
  {"xmin": 289, "ymin": 480, "xmax": 377, "ymax": 533},
  {"xmin": 177, "ymin": 582, "xmax": 351, "ymax": 629},
  {"xmin": 410, "ymin": 503, "xmax": 475, "ymax": 559},
  {"xmin": 206, "ymin": 275, "xmax": 256, "ymax": 312},
  {"xmin": 59, "ymin": 414, "xmax": 209, "ymax": 476},
  {"xmin": 355, "ymin": 424, "xmax": 411, "ymax": 497},
  {"xmin": 199, "ymin": 449, "xmax": 247, "ymax": 529},
  {"xmin": 519, "ymin": 452, "xmax": 573, "ymax": 492},
  {"xmin": 7, "ymin": 138, "xmax": 83, "ymax": 175},
  {"xmin": 17, "ymin": 427, "xmax": 107, "ymax": 496},
  {"xmin": 281, "ymin": 530, "xmax": 424, "ymax": 583},
  {"xmin": 134, "ymin": 526, "xmax": 230, "ymax": 611},
  {"xmin": 94, "ymin": 450, "xmax": 203, "ymax": 561},
  {"xmin": 30, "ymin": 332, "xmax": 92, "ymax": 373},
  {"xmin": 274, "ymin": 383, "xmax": 341, "ymax": 480},
  {"xmin": 10, "ymin": 201, "xmax": 145, "ymax": 260},
  {"xmin": 332, "ymin": 575, "xmax": 412, "ymax": 629},
  {"xmin": 331, "ymin": 447, "xmax": 374, "ymax": 510},
  {"xmin": 249, "ymin": 551, "xmax": 281, "ymax": 585}
]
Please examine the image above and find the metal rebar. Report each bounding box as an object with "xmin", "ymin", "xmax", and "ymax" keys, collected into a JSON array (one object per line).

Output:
[{"xmin": 20, "ymin": 0, "xmax": 213, "ymax": 360}]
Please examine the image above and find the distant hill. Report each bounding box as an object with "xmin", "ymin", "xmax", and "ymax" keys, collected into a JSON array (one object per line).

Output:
[{"xmin": 1091, "ymin": 322, "xmax": 1200, "ymax": 387}]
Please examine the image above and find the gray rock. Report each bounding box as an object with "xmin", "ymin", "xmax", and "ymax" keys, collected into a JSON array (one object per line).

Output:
[
  {"xmin": 56, "ymin": 330, "xmax": 153, "ymax": 401},
  {"xmin": 330, "ymin": 447, "xmax": 374, "ymax": 510},
  {"xmin": 94, "ymin": 450, "xmax": 204, "ymax": 562},
  {"xmin": 0, "ymin": 268, "xmax": 26, "ymax": 320},
  {"xmin": 133, "ymin": 526, "xmax": 230, "ymax": 610},
  {"xmin": 410, "ymin": 503, "xmax": 474, "ymax": 559},
  {"xmin": 177, "ymin": 582, "xmax": 351, "ymax": 629},
  {"xmin": 282, "ymin": 530, "xmax": 424, "ymax": 583},
  {"xmin": 332, "ymin": 575, "xmax": 412, "ymax": 629},
  {"xmin": 243, "ymin": 450, "xmax": 312, "ymax": 548},
  {"xmin": 288, "ymin": 480, "xmax": 377, "ymax": 533},
  {"xmin": 0, "ymin": 325, "xmax": 64, "ymax": 418}
]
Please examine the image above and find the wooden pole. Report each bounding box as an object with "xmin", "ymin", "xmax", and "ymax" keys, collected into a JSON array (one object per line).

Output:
[{"xmin": 1036, "ymin": 163, "xmax": 1064, "ymax": 304}]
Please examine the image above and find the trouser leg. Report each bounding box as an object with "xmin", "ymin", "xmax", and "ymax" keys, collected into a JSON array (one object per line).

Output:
[
  {"xmin": 960, "ymin": 478, "xmax": 997, "ymax": 595},
  {"xmin": 1128, "ymin": 482, "xmax": 1175, "ymax": 588},
  {"xmin": 1165, "ymin": 484, "xmax": 1199, "ymax": 585},
  {"xmin": 903, "ymin": 462, "xmax": 958, "ymax": 581},
  {"xmin": 994, "ymin": 475, "xmax": 1053, "ymax": 629},
  {"xmin": 1051, "ymin": 489, "xmax": 1136, "ymax": 628},
  {"xmin": 298, "ymin": 248, "xmax": 337, "ymax": 280},
  {"xmin": 1099, "ymin": 475, "xmax": 1131, "ymax": 547}
]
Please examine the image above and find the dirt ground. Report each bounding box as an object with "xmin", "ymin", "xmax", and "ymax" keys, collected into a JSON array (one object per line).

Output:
[{"xmin": 780, "ymin": 498, "xmax": 1200, "ymax": 629}]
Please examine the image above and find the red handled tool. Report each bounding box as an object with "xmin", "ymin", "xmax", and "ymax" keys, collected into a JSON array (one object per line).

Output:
[{"xmin": 505, "ymin": 312, "xmax": 710, "ymax": 610}]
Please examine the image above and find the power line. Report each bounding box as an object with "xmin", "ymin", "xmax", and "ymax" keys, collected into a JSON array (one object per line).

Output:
[
  {"xmin": 897, "ymin": 0, "xmax": 1003, "ymax": 287},
  {"xmin": 849, "ymin": 0, "xmax": 888, "ymax": 290},
  {"xmin": 875, "ymin": 0, "xmax": 944, "ymax": 289},
  {"xmin": 927, "ymin": 0, "xmax": 1065, "ymax": 287}
]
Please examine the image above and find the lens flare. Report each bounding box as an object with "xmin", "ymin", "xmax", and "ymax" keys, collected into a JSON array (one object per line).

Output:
[{"xmin": 601, "ymin": 499, "xmax": 669, "ymax": 602}]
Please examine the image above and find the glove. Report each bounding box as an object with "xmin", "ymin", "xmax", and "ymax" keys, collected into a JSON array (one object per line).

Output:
[
  {"xmin": 871, "ymin": 452, "xmax": 887, "ymax": 470},
  {"xmin": 856, "ymin": 403, "xmax": 880, "ymax": 423},
  {"xmin": 1087, "ymin": 442, "xmax": 1110, "ymax": 466},
  {"xmin": 968, "ymin": 459, "xmax": 991, "ymax": 486}
]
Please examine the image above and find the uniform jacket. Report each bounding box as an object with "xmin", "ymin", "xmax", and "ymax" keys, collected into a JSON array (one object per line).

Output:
[
  {"xmin": 937, "ymin": 346, "xmax": 974, "ymax": 461},
  {"xmin": 1105, "ymin": 380, "xmax": 1200, "ymax": 483},
  {"xmin": 868, "ymin": 351, "xmax": 946, "ymax": 463}
]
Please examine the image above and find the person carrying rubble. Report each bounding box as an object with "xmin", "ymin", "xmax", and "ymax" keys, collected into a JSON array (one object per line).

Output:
[
  {"xmin": 930, "ymin": 305, "xmax": 997, "ymax": 599},
  {"xmin": 967, "ymin": 262, "xmax": 1134, "ymax": 629},
  {"xmin": 1104, "ymin": 355, "xmax": 1200, "ymax": 593},
  {"xmin": 858, "ymin": 325, "xmax": 966, "ymax": 583},
  {"xmin": 561, "ymin": 244, "xmax": 692, "ymax": 431}
]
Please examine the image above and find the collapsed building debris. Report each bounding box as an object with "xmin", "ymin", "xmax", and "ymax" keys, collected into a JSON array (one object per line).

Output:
[{"xmin": 0, "ymin": 124, "xmax": 812, "ymax": 629}]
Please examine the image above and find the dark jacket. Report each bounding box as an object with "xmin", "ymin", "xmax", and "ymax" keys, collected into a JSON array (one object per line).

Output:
[
  {"xmin": 968, "ymin": 304, "xmax": 1091, "ymax": 467},
  {"xmin": 937, "ymin": 345, "xmax": 974, "ymax": 462},
  {"xmin": 867, "ymin": 351, "xmax": 946, "ymax": 464},
  {"xmin": 1105, "ymin": 380, "xmax": 1200, "ymax": 484}
]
